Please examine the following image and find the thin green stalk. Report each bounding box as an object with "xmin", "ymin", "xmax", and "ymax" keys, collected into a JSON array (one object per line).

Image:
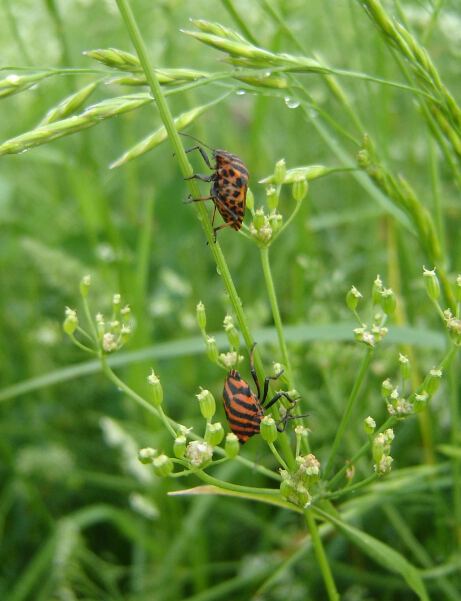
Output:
[
  {"xmin": 268, "ymin": 441, "xmax": 289, "ymax": 471},
  {"xmin": 195, "ymin": 470, "xmax": 280, "ymax": 497},
  {"xmin": 114, "ymin": 0, "xmax": 257, "ymax": 364},
  {"xmin": 259, "ymin": 246, "xmax": 300, "ymax": 464},
  {"xmin": 304, "ymin": 510, "xmax": 340, "ymax": 601},
  {"xmin": 324, "ymin": 348, "xmax": 374, "ymax": 478},
  {"xmin": 220, "ymin": 0, "xmax": 258, "ymax": 45},
  {"xmin": 157, "ymin": 405, "xmax": 177, "ymax": 438},
  {"xmin": 114, "ymin": 0, "xmax": 299, "ymax": 470},
  {"xmin": 259, "ymin": 246, "xmax": 292, "ymax": 380},
  {"xmin": 449, "ymin": 355, "xmax": 461, "ymax": 548}
]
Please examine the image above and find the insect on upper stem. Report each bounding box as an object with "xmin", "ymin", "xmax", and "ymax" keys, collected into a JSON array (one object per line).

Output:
[{"xmin": 181, "ymin": 133, "xmax": 249, "ymax": 242}]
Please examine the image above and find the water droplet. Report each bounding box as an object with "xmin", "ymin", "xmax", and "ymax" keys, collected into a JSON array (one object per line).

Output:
[
  {"xmin": 308, "ymin": 108, "xmax": 318, "ymax": 120},
  {"xmin": 236, "ymin": 89, "xmax": 246, "ymax": 96},
  {"xmin": 216, "ymin": 267, "xmax": 221, "ymax": 276},
  {"xmin": 284, "ymin": 96, "xmax": 300, "ymax": 109},
  {"xmin": 18, "ymin": 148, "xmax": 29, "ymax": 155}
]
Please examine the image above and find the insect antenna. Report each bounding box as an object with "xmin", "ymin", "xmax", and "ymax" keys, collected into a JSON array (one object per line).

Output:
[{"xmin": 179, "ymin": 132, "xmax": 215, "ymax": 151}]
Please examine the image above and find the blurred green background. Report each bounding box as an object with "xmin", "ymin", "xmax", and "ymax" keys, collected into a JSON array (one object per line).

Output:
[{"xmin": 1, "ymin": 1, "xmax": 460, "ymax": 599}]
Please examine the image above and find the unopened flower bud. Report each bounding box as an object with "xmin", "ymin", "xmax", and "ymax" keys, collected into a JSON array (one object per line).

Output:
[
  {"xmin": 223, "ymin": 315, "xmax": 240, "ymax": 350},
  {"xmin": 372, "ymin": 275, "xmax": 383, "ymax": 305},
  {"xmin": 260, "ymin": 416, "xmax": 278, "ymax": 443},
  {"xmin": 173, "ymin": 435, "xmax": 187, "ymax": 459},
  {"xmin": 224, "ymin": 432, "xmax": 240, "ymax": 458},
  {"xmin": 96, "ymin": 313, "xmax": 105, "ymax": 337},
  {"xmin": 266, "ymin": 185, "xmax": 278, "ymax": 211},
  {"xmin": 364, "ymin": 416, "xmax": 376, "ymax": 435},
  {"xmin": 102, "ymin": 332, "xmax": 117, "ymax": 353},
  {"xmin": 357, "ymin": 148, "xmax": 370, "ymax": 168},
  {"xmin": 423, "ymin": 267, "xmax": 440, "ymax": 300},
  {"xmin": 381, "ymin": 288, "xmax": 396, "ymax": 315},
  {"xmin": 399, "ymin": 353, "xmax": 410, "ymax": 380},
  {"xmin": 374, "ymin": 454, "xmax": 393, "ymax": 475},
  {"xmin": 372, "ymin": 433, "xmax": 386, "ymax": 463},
  {"xmin": 346, "ymin": 286, "xmax": 362, "ymax": 311},
  {"xmin": 253, "ymin": 208, "xmax": 266, "ymax": 230},
  {"xmin": 414, "ymin": 391, "xmax": 428, "ymax": 412},
  {"xmin": 138, "ymin": 447, "xmax": 157, "ymax": 464},
  {"xmin": 206, "ymin": 336, "xmax": 219, "ymax": 364},
  {"xmin": 274, "ymin": 158, "xmax": 286, "ymax": 185},
  {"xmin": 246, "ymin": 187, "xmax": 254, "ymax": 212},
  {"xmin": 152, "ymin": 454, "xmax": 173, "ymax": 477},
  {"xmin": 196, "ymin": 388, "xmax": 216, "ymax": 420},
  {"xmin": 147, "ymin": 369, "xmax": 163, "ymax": 406},
  {"xmin": 268, "ymin": 211, "xmax": 283, "ymax": 234},
  {"xmin": 204, "ymin": 421, "xmax": 224, "ymax": 446},
  {"xmin": 381, "ymin": 378, "xmax": 393, "ymax": 398},
  {"xmin": 63, "ymin": 307, "xmax": 78, "ymax": 335},
  {"xmin": 426, "ymin": 368, "xmax": 442, "ymax": 396},
  {"xmin": 384, "ymin": 428, "xmax": 394, "ymax": 444},
  {"xmin": 196, "ymin": 301, "xmax": 206, "ymax": 332},
  {"xmin": 185, "ymin": 440, "xmax": 213, "ymax": 467},
  {"xmin": 80, "ymin": 275, "xmax": 91, "ymax": 298},
  {"xmin": 292, "ymin": 176, "xmax": 308, "ymax": 202}
]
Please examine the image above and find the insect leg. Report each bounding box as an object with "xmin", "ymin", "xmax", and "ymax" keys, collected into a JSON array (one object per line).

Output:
[
  {"xmin": 264, "ymin": 390, "xmax": 297, "ymax": 411},
  {"xmin": 212, "ymin": 221, "xmax": 234, "ymax": 243},
  {"xmin": 276, "ymin": 412, "xmax": 310, "ymax": 432},
  {"xmin": 183, "ymin": 194, "xmax": 213, "ymax": 204},
  {"xmin": 261, "ymin": 370, "xmax": 285, "ymax": 406},
  {"xmin": 211, "ymin": 204, "xmax": 217, "ymax": 227},
  {"xmin": 184, "ymin": 173, "xmax": 214, "ymax": 182},
  {"xmin": 184, "ymin": 146, "xmax": 213, "ymax": 170},
  {"xmin": 249, "ymin": 343, "xmax": 261, "ymax": 400}
]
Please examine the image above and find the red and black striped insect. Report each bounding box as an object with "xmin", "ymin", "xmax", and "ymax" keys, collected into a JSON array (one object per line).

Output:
[
  {"xmin": 222, "ymin": 344, "xmax": 301, "ymax": 444},
  {"xmin": 182, "ymin": 133, "xmax": 249, "ymax": 242}
]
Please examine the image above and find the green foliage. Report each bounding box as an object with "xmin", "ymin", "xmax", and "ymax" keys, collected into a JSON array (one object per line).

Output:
[{"xmin": 1, "ymin": 1, "xmax": 461, "ymax": 600}]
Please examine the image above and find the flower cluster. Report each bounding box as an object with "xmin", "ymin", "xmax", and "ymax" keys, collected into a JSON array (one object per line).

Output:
[
  {"xmin": 372, "ymin": 429, "xmax": 394, "ymax": 475},
  {"xmin": 347, "ymin": 275, "xmax": 395, "ymax": 348},
  {"xmin": 63, "ymin": 276, "xmax": 132, "ymax": 354},
  {"xmin": 280, "ymin": 453, "xmax": 321, "ymax": 508}
]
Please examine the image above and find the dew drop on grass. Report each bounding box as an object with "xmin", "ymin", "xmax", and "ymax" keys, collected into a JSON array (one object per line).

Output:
[
  {"xmin": 284, "ymin": 96, "xmax": 300, "ymax": 109},
  {"xmin": 216, "ymin": 267, "xmax": 221, "ymax": 276},
  {"xmin": 236, "ymin": 89, "xmax": 246, "ymax": 96}
]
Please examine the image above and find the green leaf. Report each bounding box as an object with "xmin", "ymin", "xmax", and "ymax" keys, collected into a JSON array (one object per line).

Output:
[{"xmin": 314, "ymin": 507, "xmax": 429, "ymax": 600}]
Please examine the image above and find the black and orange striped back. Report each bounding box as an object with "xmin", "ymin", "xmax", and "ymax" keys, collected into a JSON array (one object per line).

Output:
[{"xmin": 223, "ymin": 369, "xmax": 263, "ymax": 444}]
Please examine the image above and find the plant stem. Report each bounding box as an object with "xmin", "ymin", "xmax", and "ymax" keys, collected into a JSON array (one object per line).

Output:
[
  {"xmin": 259, "ymin": 245, "xmax": 300, "ymax": 464},
  {"xmin": 196, "ymin": 470, "xmax": 280, "ymax": 496},
  {"xmin": 259, "ymin": 246, "xmax": 293, "ymax": 382},
  {"xmin": 114, "ymin": 0, "xmax": 302, "ymax": 472},
  {"xmin": 268, "ymin": 441, "xmax": 289, "ymax": 471},
  {"xmin": 114, "ymin": 0, "xmax": 264, "ymax": 373},
  {"xmin": 449, "ymin": 354, "xmax": 461, "ymax": 547},
  {"xmin": 324, "ymin": 348, "xmax": 374, "ymax": 478},
  {"xmin": 304, "ymin": 510, "xmax": 340, "ymax": 601}
]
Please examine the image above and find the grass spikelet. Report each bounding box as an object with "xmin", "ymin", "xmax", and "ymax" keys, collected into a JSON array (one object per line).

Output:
[
  {"xmin": 0, "ymin": 72, "xmax": 52, "ymax": 99},
  {"xmin": 84, "ymin": 47, "xmax": 141, "ymax": 72},
  {"xmin": 39, "ymin": 82, "xmax": 99, "ymax": 125},
  {"xmin": 0, "ymin": 93, "xmax": 151, "ymax": 156},
  {"xmin": 109, "ymin": 95, "xmax": 228, "ymax": 168}
]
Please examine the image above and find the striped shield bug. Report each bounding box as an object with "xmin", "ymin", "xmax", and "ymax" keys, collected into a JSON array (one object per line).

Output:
[
  {"xmin": 181, "ymin": 133, "xmax": 249, "ymax": 242},
  {"xmin": 222, "ymin": 343, "xmax": 304, "ymax": 444}
]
